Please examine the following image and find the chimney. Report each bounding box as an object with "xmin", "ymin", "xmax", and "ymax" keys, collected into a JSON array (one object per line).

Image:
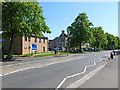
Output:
[{"xmin": 62, "ymin": 30, "xmax": 65, "ymax": 34}]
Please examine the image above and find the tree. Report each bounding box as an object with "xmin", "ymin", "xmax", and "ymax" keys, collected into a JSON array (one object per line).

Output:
[
  {"xmin": 2, "ymin": 2, "xmax": 51, "ymax": 60},
  {"xmin": 91, "ymin": 27, "xmax": 108, "ymax": 50},
  {"xmin": 105, "ymin": 33, "xmax": 115, "ymax": 50},
  {"xmin": 115, "ymin": 36, "xmax": 120, "ymax": 49},
  {"xmin": 67, "ymin": 12, "xmax": 93, "ymax": 52},
  {"xmin": 105, "ymin": 33, "xmax": 120, "ymax": 50}
]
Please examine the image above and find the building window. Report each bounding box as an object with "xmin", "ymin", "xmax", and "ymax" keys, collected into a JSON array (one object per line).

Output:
[
  {"xmin": 35, "ymin": 38, "xmax": 37, "ymax": 43},
  {"xmin": 24, "ymin": 45, "xmax": 27, "ymax": 49},
  {"xmin": 25, "ymin": 36, "xmax": 27, "ymax": 41},
  {"xmin": 43, "ymin": 39, "xmax": 45, "ymax": 43},
  {"xmin": 39, "ymin": 39, "xmax": 41, "ymax": 43}
]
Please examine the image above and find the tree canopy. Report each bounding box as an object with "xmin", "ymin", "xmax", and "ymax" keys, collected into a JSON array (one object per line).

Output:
[
  {"xmin": 2, "ymin": 2, "xmax": 51, "ymax": 59},
  {"xmin": 2, "ymin": 2, "xmax": 51, "ymax": 38},
  {"xmin": 67, "ymin": 12, "xmax": 93, "ymax": 52},
  {"xmin": 67, "ymin": 12, "xmax": 120, "ymax": 52}
]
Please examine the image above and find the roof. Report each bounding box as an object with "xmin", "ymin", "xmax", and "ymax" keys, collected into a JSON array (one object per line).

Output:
[
  {"xmin": 30, "ymin": 34, "xmax": 48, "ymax": 39},
  {"xmin": 59, "ymin": 33, "xmax": 67, "ymax": 37}
]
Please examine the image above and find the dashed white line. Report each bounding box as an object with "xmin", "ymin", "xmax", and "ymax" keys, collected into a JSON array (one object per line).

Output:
[
  {"xmin": 3, "ymin": 62, "xmax": 57, "ymax": 76},
  {"xmin": 2, "ymin": 57, "xmax": 85, "ymax": 76},
  {"xmin": 0, "ymin": 74, "xmax": 2, "ymax": 76},
  {"xmin": 2, "ymin": 60, "xmax": 48, "ymax": 67},
  {"xmin": 2, "ymin": 57, "xmax": 85, "ymax": 67}
]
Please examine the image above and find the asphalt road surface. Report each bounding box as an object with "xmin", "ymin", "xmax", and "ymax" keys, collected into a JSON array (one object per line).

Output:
[{"xmin": 2, "ymin": 51, "xmax": 111, "ymax": 88}]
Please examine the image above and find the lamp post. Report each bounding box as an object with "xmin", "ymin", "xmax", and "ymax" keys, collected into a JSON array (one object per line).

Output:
[
  {"xmin": 28, "ymin": 36, "xmax": 31, "ymax": 54},
  {"xmin": 112, "ymin": 41, "xmax": 115, "ymax": 55},
  {"xmin": 67, "ymin": 31, "xmax": 69, "ymax": 56}
]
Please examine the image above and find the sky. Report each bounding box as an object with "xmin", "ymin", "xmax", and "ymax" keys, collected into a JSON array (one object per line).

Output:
[{"xmin": 39, "ymin": 2, "xmax": 118, "ymax": 40}]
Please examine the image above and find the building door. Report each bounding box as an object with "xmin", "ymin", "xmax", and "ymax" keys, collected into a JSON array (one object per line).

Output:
[{"xmin": 43, "ymin": 47, "xmax": 45, "ymax": 52}]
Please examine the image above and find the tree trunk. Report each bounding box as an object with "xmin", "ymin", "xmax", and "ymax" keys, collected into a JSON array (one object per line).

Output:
[
  {"xmin": 6, "ymin": 35, "xmax": 14, "ymax": 60},
  {"xmin": 79, "ymin": 41, "xmax": 82, "ymax": 52}
]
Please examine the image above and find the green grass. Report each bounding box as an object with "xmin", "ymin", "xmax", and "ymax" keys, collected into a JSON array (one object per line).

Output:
[
  {"xmin": 35, "ymin": 51, "xmax": 69, "ymax": 57},
  {"xmin": 35, "ymin": 53, "xmax": 54, "ymax": 57},
  {"xmin": 0, "ymin": 44, "xmax": 1, "ymax": 48},
  {"xmin": 12, "ymin": 51, "xmax": 70, "ymax": 57},
  {"xmin": 11, "ymin": 53, "xmax": 32, "ymax": 57}
]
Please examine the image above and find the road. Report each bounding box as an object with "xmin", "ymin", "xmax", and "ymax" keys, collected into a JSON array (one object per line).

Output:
[{"xmin": 2, "ymin": 51, "xmax": 112, "ymax": 88}]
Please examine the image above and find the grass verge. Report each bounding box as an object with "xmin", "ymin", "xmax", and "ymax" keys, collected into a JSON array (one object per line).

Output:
[{"xmin": 12, "ymin": 51, "xmax": 70, "ymax": 57}]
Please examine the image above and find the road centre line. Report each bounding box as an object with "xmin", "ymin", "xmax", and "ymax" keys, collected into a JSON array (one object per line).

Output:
[
  {"xmin": 0, "ymin": 74, "xmax": 2, "ymax": 76},
  {"xmin": 1, "ymin": 53, "xmax": 109, "ymax": 76},
  {"xmin": 0, "ymin": 53, "xmax": 110, "ymax": 78},
  {"xmin": 2, "ymin": 60, "xmax": 52, "ymax": 67},
  {"xmin": 2, "ymin": 62, "xmax": 57, "ymax": 76},
  {"xmin": 55, "ymin": 58, "xmax": 108, "ymax": 90},
  {"xmin": 1, "ymin": 57, "xmax": 85, "ymax": 76},
  {"xmin": 2, "ymin": 53, "xmax": 109, "ymax": 67},
  {"xmin": 2, "ymin": 56, "xmax": 85, "ymax": 67},
  {"xmin": 1, "ymin": 53, "xmax": 110, "ymax": 77}
]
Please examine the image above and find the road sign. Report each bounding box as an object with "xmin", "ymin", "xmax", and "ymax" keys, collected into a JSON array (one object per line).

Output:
[{"xmin": 32, "ymin": 43, "xmax": 37, "ymax": 52}]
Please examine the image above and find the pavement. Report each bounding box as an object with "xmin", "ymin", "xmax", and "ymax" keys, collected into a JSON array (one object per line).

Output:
[{"xmin": 67, "ymin": 55, "xmax": 118, "ymax": 89}]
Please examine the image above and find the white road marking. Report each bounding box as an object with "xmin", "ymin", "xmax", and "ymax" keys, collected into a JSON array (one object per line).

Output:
[
  {"xmin": 2, "ymin": 56, "xmax": 85, "ymax": 67},
  {"xmin": 2, "ymin": 57, "xmax": 85, "ymax": 76},
  {"xmin": 1, "ymin": 53, "xmax": 109, "ymax": 77},
  {"xmin": 55, "ymin": 58, "xmax": 108, "ymax": 90},
  {"xmin": 0, "ymin": 74, "xmax": 2, "ymax": 76},
  {"xmin": 3, "ymin": 62, "xmax": 55, "ymax": 76},
  {"xmin": 3, "ymin": 61, "xmax": 62, "ymax": 76},
  {"xmin": 2, "ymin": 60, "xmax": 47, "ymax": 67},
  {"xmin": 67, "ymin": 64, "xmax": 107, "ymax": 88}
]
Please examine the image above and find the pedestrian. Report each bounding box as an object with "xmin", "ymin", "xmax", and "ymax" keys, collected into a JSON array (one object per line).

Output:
[{"xmin": 110, "ymin": 52, "xmax": 113, "ymax": 59}]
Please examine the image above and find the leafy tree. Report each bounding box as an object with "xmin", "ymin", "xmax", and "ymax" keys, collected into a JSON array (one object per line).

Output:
[
  {"xmin": 105, "ymin": 33, "xmax": 115, "ymax": 49},
  {"xmin": 67, "ymin": 12, "xmax": 93, "ymax": 52},
  {"xmin": 115, "ymin": 36, "xmax": 120, "ymax": 49},
  {"xmin": 105, "ymin": 33, "xmax": 120, "ymax": 49},
  {"xmin": 2, "ymin": 2, "xmax": 51, "ymax": 60},
  {"xmin": 91, "ymin": 27, "xmax": 108, "ymax": 50}
]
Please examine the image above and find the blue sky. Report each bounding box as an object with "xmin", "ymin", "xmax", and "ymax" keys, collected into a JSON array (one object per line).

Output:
[{"xmin": 39, "ymin": 2, "xmax": 118, "ymax": 40}]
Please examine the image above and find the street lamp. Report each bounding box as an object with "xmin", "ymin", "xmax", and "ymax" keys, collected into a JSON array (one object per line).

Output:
[
  {"xmin": 67, "ymin": 31, "xmax": 69, "ymax": 56},
  {"xmin": 28, "ymin": 36, "xmax": 31, "ymax": 54},
  {"xmin": 112, "ymin": 41, "xmax": 115, "ymax": 55}
]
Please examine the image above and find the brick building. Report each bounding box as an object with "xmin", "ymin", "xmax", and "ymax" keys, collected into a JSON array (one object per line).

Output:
[
  {"xmin": 49, "ymin": 30, "xmax": 67, "ymax": 51},
  {"xmin": 3, "ymin": 35, "xmax": 48, "ymax": 55}
]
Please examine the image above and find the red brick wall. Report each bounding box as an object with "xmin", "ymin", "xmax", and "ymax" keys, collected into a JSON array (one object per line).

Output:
[
  {"xmin": 3, "ymin": 36, "xmax": 48, "ymax": 55},
  {"xmin": 22, "ymin": 36, "xmax": 48, "ymax": 54}
]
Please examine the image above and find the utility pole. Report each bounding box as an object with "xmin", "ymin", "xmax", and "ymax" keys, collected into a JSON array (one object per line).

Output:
[
  {"xmin": 28, "ymin": 36, "xmax": 31, "ymax": 54},
  {"xmin": 67, "ymin": 30, "xmax": 69, "ymax": 56},
  {"xmin": 112, "ymin": 41, "xmax": 115, "ymax": 55}
]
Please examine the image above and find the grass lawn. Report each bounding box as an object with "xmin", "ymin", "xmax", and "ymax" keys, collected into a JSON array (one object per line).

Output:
[
  {"xmin": 35, "ymin": 51, "xmax": 69, "ymax": 57},
  {"xmin": 12, "ymin": 51, "xmax": 70, "ymax": 57}
]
